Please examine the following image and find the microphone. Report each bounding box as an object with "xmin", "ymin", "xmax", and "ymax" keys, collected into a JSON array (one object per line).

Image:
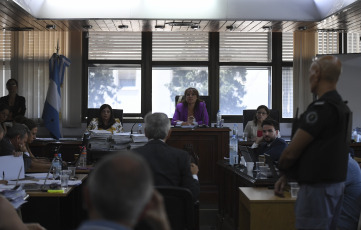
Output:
[{"xmin": 130, "ymin": 123, "xmax": 137, "ymax": 135}]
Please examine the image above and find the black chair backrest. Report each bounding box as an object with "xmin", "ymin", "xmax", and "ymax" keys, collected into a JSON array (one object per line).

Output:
[
  {"xmin": 175, "ymin": 95, "xmax": 211, "ymax": 125},
  {"xmin": 156, "ymin": 186, "xmax": 196, "ymax": 230},
  {"xmin": 86, "ymin": 108, "xmax": 123, "ymax": 126},
  {"xmin": 242, "ymin": 109, "xmax": 280, "ymax": 131}
]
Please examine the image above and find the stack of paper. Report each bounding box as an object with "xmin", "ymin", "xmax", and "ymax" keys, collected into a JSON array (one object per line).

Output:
[
  {"xmin": 88, "ymin": 130, "xmax": 112, "ymax": 150},
  {"xmin": 131, "ymin": 134, "xmax": 148, "ymax": 143},
  {"xmin": 0, "ymin": 185, "xmax": 27, "ymax": 209}
]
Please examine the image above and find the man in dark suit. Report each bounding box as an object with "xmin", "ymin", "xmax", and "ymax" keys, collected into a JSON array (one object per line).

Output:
[{"xmin": 134, "ymin": 112, "xmax": 200, "ymax": 201}]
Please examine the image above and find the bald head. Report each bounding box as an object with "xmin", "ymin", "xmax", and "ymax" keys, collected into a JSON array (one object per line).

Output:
[{"xmin": 312, "ymin": 55, "xmax": 342, "ymax": 83}]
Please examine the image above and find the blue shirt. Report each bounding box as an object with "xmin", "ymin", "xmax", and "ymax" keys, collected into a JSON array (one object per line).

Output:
[{"xmin": 338, "ymin": 155, "xmax": 361, "ymax": 230}]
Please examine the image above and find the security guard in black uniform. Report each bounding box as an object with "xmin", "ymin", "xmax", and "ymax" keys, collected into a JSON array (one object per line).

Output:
[{"xmin": 274, "ymin": 55, "xmax": 352, "ymax": 230}]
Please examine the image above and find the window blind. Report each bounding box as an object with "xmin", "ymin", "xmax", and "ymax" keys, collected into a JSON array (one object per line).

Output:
[
  {"xmin": 0, "ymin": 31, "xmax": 12, "ymax": 96},
  {"xmin": 89, "ymin": 32, "xmax": 141, "ymax": 60},
  {"xmin": 318, "ymin": 32, "xmax": 338, "ymax": 54},
  {"xmin": 152, "ymin": 32, "xmax": 208, "ymax": 61},
  {"xmin": 347, "ymin": 33, "xmax": 361, "ymax": 53},
  {"xmin": 282, "ymin": 33, "xmax": 293, "ymax": 61},
  {"xmin": 220, "ymin": 32, "xmax": 271, "ymax": 62}
]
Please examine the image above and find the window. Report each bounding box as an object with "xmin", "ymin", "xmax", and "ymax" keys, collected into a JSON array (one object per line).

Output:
[
  {"xmin": 347, "ymin": 33, "xmax": 361, "ymax": 53},
  {"xmin": 318, "ymin": 32, "xmax": 338, "ymax": 54},
  {"xmin": 219, "ymin": 66, "xmax": 272, "ymax": 115},
  {"xmin": 88, "ymin": 32, "xmax": 141, "ymax": 60},
  {"xmin": 220, "ymin": 32, "xmax": 271, "ymax": 62},
  {"xmin": 282, "ymin": 33, "xmax": 293, "ymax": 61},
  {"xmin": 152, "ymin": 67, "xmax": 208, "ymax": 117},
  {"xmin": 0, "ymin": 31, "xmax": 11, "ymax": 96},
  {"xmin": 88, "ymin": 65, "xmax": 141, "ymax": 113},
  {"xmin": 153, "ymin": 32, "xmax": 208, "ymax": 61},
  {"xmin": 282, "ymin": 67, "xmax": 293, "ymax": 118}
]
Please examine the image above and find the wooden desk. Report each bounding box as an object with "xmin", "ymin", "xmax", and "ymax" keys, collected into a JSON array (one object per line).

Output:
[
  {"xmin": 217, "ymin": 160, "xmax": 277, "ymax": 230},
  {"xmin": 239, "ymin": 187, "xmax": 296, "ymax": 230},
  {"xmin": 21, "ymin": 174, "xmax": 88, "ymax": 230},
  {"xmin": 166, "ymin": 127, "xmax": 230, "ymax": 203}
]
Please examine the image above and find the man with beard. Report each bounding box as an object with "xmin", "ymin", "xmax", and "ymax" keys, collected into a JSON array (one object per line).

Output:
[{"xmin": 250, "ymin": 119, "xmax": 287, "ymax": 162}]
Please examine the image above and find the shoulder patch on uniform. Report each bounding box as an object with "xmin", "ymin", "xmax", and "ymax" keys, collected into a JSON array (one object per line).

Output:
[
  {"xmin": 314, "ymin": 101, "xmax": 325, "ymax": 106},
  {"xmin": 305, "ymin": 111, "xmax": 318, "ymax": 124}
]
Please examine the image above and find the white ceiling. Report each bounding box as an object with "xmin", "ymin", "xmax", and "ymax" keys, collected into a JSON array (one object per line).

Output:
[{"xmin": 13, "ymin": 0, "xmax": 358, "ymax": 21}]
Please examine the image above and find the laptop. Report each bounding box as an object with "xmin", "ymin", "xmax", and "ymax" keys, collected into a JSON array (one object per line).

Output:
[{"xmin": 239, "ymin": 146, "xmax": 258, "ymax": 163}]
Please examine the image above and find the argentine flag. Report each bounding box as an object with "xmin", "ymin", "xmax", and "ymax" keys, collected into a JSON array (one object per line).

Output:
[{"xmin": 42, "ymin": 53, "xmax": 71, "ymax": 139}]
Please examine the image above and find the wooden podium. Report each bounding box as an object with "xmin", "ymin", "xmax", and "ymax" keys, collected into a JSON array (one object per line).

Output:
[{"xmin": 166, "ymin": 127, "xmax": 230, "ymax": 203}]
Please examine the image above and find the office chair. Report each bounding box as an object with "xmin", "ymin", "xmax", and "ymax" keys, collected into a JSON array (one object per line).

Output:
[
  {"xmin": 86, "ymin": 108, "xmax": 123, "ymax": 126},
  {"xmin": 242, "ymin": 109, "xmax": 280, "ymax": 131},
  {"xmin": 156, "ymin": 186, "xmax": 198, "ymax": 230},
  {"xmin": 175, "ymin": 95, "xmax": 211, "ymax": 126}
]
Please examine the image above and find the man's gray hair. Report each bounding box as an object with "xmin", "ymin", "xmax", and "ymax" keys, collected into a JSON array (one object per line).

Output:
[
  {"xmin": 144, "ymin": 112, "xmax": 171, "ymax": 140},
  {"xmin": 87, "ymin": 151, "xmax": 153, "ymax": 226},
  {"xmin": 6, "ymin": 123, "xmax": 29, "ymax": 139}
]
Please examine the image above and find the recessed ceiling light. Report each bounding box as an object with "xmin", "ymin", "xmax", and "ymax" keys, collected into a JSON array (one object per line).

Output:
[
  {"xmin": 155, "ymin": 25, "xmax": 165, "ymax": 29},
  {"xmin": 118, "ymin": 25, "xmax": 128, "ymax": 29},
  {"xmin": 166, "ymin": 22, "xmax": 194, "ymax": 27},
  {"xmin": 82, "ymin": 25, "xmax": 92, "ymax": 30},
  {"xmin": 46, "ymin": 24, "xmax": 56, "ymax": 30},
  {"xmin": 226, "ymin": 25, "xmax": 234, "ymax": 31},
  {"xmin": 191, "ymin": 25, "xmax": 200, "ymax": 30},
  {"xmin": 298, "ymin": 26, "xmax": 307, "ymax": 31}
]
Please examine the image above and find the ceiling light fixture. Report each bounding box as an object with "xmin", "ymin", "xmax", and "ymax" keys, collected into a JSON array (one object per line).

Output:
[
  {"xmin": 46, "ymin": 24, "xmax": 56, "ymax": 30},
  {"xmin": 118, "ymin": 25, "xmax": 128, "ymax": 29},
  {"xmin": 262, "ymin": 26, "xmax": 272, "ymax": 31},
  {"xmin": 155, "ymin": 25, "xmax": 165, "ymax": 29},
  {"xmin": 191, "ymin": 25, "xmax": 200, "ymax": 30},
  {"xmin": 226, "ymin": 25, "xmax": 234, "ymax": 31},
  {"xmin": 166, "ymin": 22, "xmax": 195, "ymax": 27},
  {"xmin": 82, "ymin": 25, "xmax": 92, "ymax": 30},
  {"xmin": 298, "ymin": 26, "xmax": 307, "ymax": 31}
]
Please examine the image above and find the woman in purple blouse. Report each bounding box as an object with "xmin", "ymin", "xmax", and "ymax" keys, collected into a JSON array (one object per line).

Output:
[{"xmin": 171, "ymin": 88, "xmax": 209, "ymax": 126}]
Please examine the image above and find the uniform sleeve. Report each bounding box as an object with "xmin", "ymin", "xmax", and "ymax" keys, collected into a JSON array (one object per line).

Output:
[{"xmin": 298, "ymin": 102, "xmax": 338, "ymax": 138}]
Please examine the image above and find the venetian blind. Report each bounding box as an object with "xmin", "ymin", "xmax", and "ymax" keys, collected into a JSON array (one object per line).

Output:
[
  {"xmin": 318, "ymin": 32, "xmax": 338, "ymax": 54},
  {"xmin": 0, "ymin": 31, "xmax": 12, "ymax": 96},
  {"xmin": 220, "ymin": 32, "xmax": 271, "ymax": 62},
  {"xmin": 282, "ymin": 33, "xmax": 294, "ymax": 61},
  {"xmin": 347, "ymin": 33, "xmax": 361, "ymax": 53},
  {"xmin": 88, "ymin": 32, "xmax": 141, "ymax": 60},
  {"xmin": 152, "ymin": 32, "xmax": 208, "ymax": 61}
]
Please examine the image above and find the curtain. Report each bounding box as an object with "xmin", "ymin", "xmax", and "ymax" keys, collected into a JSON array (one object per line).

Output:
[
  {"xmin": 293, "ymin": 31, "xmax": 317, "ymax": 115},
  {"xmin": 11, "ymin": 31, "xmax": 70, "ymax": 123}
]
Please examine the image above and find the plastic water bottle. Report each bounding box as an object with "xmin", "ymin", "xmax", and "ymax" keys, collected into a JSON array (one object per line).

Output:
[
  {"xmin": 138, "ymin": 124, "xmax": 143, "ymax": 134},
  {"xmin": 78, "ymin": 147, "xmax": 87, "ymax": 168},
  {"xmin": 52, "ymin": 154, "xmax": 61, "ymax": 179},
  {"xmin": 217, "ymin": 110, "xmax": 222, "ymax": 128},
  {"xmin": 229, "ymin": 135, "xmax": 238, "ymax": 166},
  {"xmin": 233, "ymin": 124, "xmax": 238, "ymax": 138}
]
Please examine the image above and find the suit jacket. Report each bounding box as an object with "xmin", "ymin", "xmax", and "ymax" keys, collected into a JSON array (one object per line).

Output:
[{"xmin": 134, "ymin": 139, "xmax": 200, "ymax": 200}]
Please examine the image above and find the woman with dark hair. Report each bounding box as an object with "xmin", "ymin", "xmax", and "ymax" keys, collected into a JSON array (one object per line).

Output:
[
  {"xmin": 0, "ymin": 104, "xmax": 10, "ymax": 135},
  {"xmin": 17, "ymin": 117, "xmax": 52, "ymax": 172},
  {"xmin": 171, "ymin": 87, "xmax": 209, "ymax": 126},
  {"xmin": 0, "ymin": 79, "xmax": 26, "ymax": 121},
  {"xmin": 87, "ymin": 104, "xmax": 123, "ymax": 133},
  {"xmin": 244, "ymin": 105, "xmax": 270, "ymax": 141}
]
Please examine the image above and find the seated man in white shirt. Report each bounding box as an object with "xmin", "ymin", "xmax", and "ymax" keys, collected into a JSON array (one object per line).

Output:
[{"xmin": 250, "ymin": 119, "xmax": 287, "ymax": 162}]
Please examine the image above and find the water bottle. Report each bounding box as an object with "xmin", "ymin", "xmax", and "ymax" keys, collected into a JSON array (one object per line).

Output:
[
  {"xmin": 229, "ymin": 135, "xmax": 238, "ymax": 166},
  {"xmin": 216, "ymin": 110, "xmax": 222, "ymax": 128},
  {"xmin": 52, "ymin": 154, "xmax": 61, "ymax": 179},
  {"xmin": 58, "ymin": 153, "xmax": 63, "ymax": 170},
  {"xmin": 78, "ymin": 147, "xmax": 87, "ymax": 168},
  {"xmin": 138, "ymin": 124, "xmax": 143, "ymax": 134},
  {"xmin": 233, "ymin": 124, "xmax": 238, "ymax": 138}
]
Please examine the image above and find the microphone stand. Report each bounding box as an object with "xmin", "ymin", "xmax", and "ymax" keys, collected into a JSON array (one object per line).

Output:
[{"xmin": 130, "ymin": 123, "xmax": 137, "ymax": 135}]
